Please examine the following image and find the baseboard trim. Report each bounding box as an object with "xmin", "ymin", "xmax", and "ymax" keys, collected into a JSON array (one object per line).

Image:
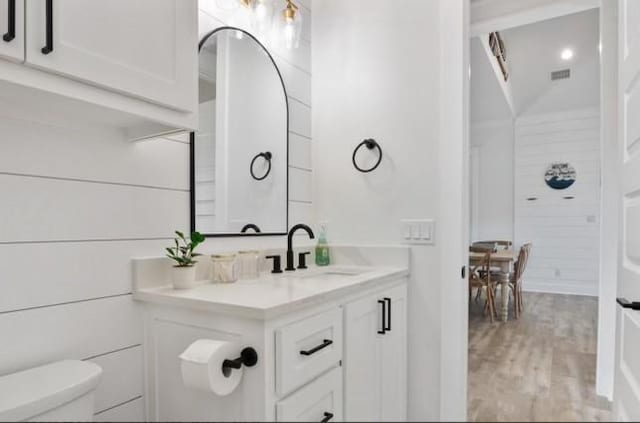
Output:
[{"xmin": 523, "ymin": 281, "xmax": 598, "ymax": 297}]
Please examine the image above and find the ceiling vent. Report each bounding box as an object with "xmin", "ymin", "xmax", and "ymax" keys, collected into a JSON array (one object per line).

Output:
[{"xmin": 551, "ymin": 69, "xmax": 571, "ymax": 80}]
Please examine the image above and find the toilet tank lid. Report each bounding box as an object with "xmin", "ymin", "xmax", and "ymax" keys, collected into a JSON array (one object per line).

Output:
[{"xmin": 0, "ymin": 360, "xmax": 102, "ymax": 421}]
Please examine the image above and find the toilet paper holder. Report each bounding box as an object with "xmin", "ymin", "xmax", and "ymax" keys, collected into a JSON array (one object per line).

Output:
[{"xmin": 222, "ymin": 347, "xmax": 258, "ymax": 372}]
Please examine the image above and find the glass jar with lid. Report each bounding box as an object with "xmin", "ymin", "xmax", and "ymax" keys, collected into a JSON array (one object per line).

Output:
[
  {"xmin": 211, "ymin": 254, "xmax": 237, "ymax": 283},
  {"xmin": 236, "ymin": 250, "xmax": 261, "ymax": 280}
]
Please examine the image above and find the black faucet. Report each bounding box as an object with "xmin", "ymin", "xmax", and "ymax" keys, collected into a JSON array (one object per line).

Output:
[{"xmin": 286, "ymin": 224, "xmax": 315, "ymax": 271}]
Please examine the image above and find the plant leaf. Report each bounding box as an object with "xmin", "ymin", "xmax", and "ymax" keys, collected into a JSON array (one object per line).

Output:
[{"xmin": 191, "ymin": 231, "xmax": 205, "ymax": 244}]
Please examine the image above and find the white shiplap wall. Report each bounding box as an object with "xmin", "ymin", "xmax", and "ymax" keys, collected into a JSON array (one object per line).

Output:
[
  {"xmin": 515, "ymin": 108, "xmax": 600, "ymax": 296},
  {"xmin": 0, "ymin": 114, "xmax": 182, "ymax": 421},
  {"xmin": 0, "ymin": 1, "xmax": 313, "ymax": 421}
]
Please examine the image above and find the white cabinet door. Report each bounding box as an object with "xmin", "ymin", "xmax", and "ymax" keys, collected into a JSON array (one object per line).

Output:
[
  {"xmin": 25, "ymin": 0, "xmax": 197, "ymax": 112},
  {"xmin": 0, "ymin": 0, "xmax": 24, "ymax": 62},
  {"xmin": 344, "ymin": 291, "xmax": 384, "ymax": 421},
  {"xmin": 276, "ymin": 367, "xmax": 343, "ymax": 422},
  {"xmin": 344, "ymin": 283, "xmax": 408, "ymax": 422},
  {"xmin": 380, "ymin": 284, "xmax": 407, "ymax": 421},
  {"xmin": 614, "ymin": 0, "xmax": 640, "ymax": 420}
]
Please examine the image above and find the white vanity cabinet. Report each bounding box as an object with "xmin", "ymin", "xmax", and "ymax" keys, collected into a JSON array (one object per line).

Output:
[
  {"xmin": 25, "ymin": 0, "xmax": 197, "ymax": 112},
  {"xmin": 0, "ymin": 0, "xmax": 24, "ymax": 62},
  {"xmin": 135, "ymin": 266, "xmax": 408, "ymax": 422},
  {"xmin": 344, "ymin": 284, "xmax": 407, "ymax": 421},
  {"xmin": 0, "ymin": 0, "xmax": 198, "ymax": 140}
]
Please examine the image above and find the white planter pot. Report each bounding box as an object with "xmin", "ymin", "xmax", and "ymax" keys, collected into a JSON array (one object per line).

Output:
[{"xmin": 172, "ymin": 266, "xmax": 197, "ymax": 289}]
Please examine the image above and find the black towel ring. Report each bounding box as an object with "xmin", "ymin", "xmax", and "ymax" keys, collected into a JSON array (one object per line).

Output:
[
  {"xmin": 352, "ymin": 139, "xmax": 382, "ymax": 173},
  {"xmin": 250, "ymin": 152, "xmax": 272, "ymax": 181}
]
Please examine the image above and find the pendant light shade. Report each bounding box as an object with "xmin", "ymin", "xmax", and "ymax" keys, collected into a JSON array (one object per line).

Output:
[
  {"xmin": 216, "ymin": 0, "xmax": 302, "ymax": 50},
  {"xmin": 277, "ymin": 0, "xmax": 302, "ymax": 49},
  {"xmin": 251, "ymin": 0, "xmax": 274, "ymax": 35}
]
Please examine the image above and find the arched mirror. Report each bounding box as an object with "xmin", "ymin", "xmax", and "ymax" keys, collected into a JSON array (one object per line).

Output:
[{"xmin": 191, "ymin": 27, "xmax": 288, "ymax": 237}]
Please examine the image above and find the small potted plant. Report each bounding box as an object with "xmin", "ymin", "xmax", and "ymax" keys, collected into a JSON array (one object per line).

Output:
[{"xmin": 166, "ymin": 230, "xmax": 205, "ymax": 289}]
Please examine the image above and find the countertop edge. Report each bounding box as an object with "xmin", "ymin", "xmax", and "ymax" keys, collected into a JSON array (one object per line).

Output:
[{"xmin": 133, "ymin": 267, "xmax": 409, "ymax": 320}]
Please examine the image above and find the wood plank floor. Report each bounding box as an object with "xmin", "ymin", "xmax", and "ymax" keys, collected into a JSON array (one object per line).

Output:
[{"xmin": 468, "ymin": 292, "xmax": 612, "ymax": 422}]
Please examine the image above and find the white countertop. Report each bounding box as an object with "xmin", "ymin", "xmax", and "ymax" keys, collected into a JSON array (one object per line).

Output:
[{"xmin": 132, "ymin": 265, "xmax": 408, "ymax": 320}]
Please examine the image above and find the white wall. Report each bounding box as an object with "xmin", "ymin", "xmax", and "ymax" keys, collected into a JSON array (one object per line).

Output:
[
  {"xmin": 515, "ymin": 108, "xmax": 601, "ymax": 296},
  {"xmin": 0, "ymin": 1, "xmax": 314, "ymax": 421},
  {"xmin": 313, "ymin": 1, "xmax": 465, "ymax": 420},
  {"xmin": 470, "ymin": 120, "xmax": 515, "ymax": 242}
]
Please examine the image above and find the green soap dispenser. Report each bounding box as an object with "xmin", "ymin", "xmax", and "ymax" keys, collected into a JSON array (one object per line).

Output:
[{"xmin": 315, "ymin": 224, "xmax": 331, "ymax": 266}]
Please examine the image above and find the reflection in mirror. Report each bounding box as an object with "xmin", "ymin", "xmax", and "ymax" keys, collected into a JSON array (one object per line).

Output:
[{"xmin": 192, "ymin": 28, "xmax": 288, "ymax": 236}]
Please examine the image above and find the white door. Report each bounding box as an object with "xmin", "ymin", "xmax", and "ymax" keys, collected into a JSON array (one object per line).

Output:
[
  {"xmin": 344, "ymin": 292, "xmax": 384, "ymax": 421},
  {"xmin": 380, "ymin": 284, "xmax": 407, "ymax": 421},
  {"xmin": 614, "ymin": 0, "xmax": 640, "ymax": 420},
  {"xmin": 25, "ymin": 0, "xmax": 197, "ymax": 112},
  {"xmin": 0, "ymin": 0, "xmax": 23, "ymax": 62}
]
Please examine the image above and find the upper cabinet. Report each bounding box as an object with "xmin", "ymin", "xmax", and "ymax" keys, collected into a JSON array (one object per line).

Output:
[
  {"xmin": 0, "ymin": 0, "xmax": 24, "ymax": 62},
  {"xmin": 0, "ymin": 0, "xmax": 198, "ymax": 140},
  {"xmin": 25, "ymin": 0, "xmax": 196, "ymax": 112}
]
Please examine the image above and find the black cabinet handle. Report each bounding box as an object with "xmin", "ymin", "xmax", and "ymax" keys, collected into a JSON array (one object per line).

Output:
[
  {"xmin": 377, "ymin": 299, "xmax": 386, "ymax": 334},
  {"xmin": 2, "ymin": 0, "xmax": 15, "ymax": 42},
  {"xmin": 41, "ymin": 0, "xmax": 53, "ymax": 54},
  {"xmin": 384, "ymin": 297, "xmax": 391, "ymax": 331},
  {"xmin": 300, "ymin": 339, "xmax": 333, "ymax": 356},
  {"xmin": 320, "ymin": 412, "xmax": 334, "ymax": 422},
  {"xmin": 617, "ymin": 298, "xmax": 640, "ymax": 310}
]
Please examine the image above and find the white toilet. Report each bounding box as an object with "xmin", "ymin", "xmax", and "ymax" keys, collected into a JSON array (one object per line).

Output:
[{"xmin": 0, "ymin": 360, "xmax": 102, "ymax": 422}]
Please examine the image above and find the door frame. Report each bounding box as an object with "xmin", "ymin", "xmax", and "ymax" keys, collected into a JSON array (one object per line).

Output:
[
  {"xmin": 438, "ymin": 0, "xmax": 470, "ymax": 420},
  {"xmin": 597, "ymin": 0, "xmax": 619, "ymax": 402}
]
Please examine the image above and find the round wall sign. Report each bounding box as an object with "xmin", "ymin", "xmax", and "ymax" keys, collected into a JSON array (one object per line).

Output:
[{"xmin": 544, "ymin": 162, "xmax": 576, "ymax": 190}]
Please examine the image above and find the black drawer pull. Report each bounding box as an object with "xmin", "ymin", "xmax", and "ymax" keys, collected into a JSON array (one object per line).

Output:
[
  {"xmin": 321, "ymin": 412, "xmax": 334, "ymax": 422},
  {"xmin": 41, "ymin": 0, "xmax": 53, "ymax": 54},
  {"xmin": 2, "ymin": 0, "xmax": 15, "ymax": 42},
  {"xmin": 300, "ymin": 339, "xmax": 333, "ymax": 356},
  {"xmin": 384, "ymin": 297, "xmax": 391, "ymax": 331}
]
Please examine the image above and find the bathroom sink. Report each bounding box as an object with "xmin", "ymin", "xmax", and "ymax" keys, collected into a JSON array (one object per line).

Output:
[{"xmin": 295, "ymin": 268, "xmax": 366, "ymax": 282}]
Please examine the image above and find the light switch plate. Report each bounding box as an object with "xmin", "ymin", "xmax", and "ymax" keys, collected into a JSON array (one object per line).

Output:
[{"xmin": 401, "ymin": 219, "xmax": 435, "ymax": 245}]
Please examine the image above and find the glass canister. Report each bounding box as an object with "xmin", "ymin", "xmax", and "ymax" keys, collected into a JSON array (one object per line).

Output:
[
  {"xmin": 211, "ymin": 254, "xmax": 237, "ymax": 283},
  {"xmin": 236, "ymin": 250, "xmax": 261, "ymax": 280}
]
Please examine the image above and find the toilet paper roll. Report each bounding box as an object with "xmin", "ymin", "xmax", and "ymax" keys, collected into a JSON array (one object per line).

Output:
[{"xmin": 179, "ymin": 339, "xmax": 243, "ymax": 396}]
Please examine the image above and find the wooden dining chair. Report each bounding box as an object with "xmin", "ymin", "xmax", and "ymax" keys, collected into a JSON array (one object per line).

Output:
[
  {"xmin": 510, "ymin": 243, "xmax": 531, "ymax": 318},
  {"xmin": 469, "ymin": 247, "xmax": 497, "ymax": 322}
]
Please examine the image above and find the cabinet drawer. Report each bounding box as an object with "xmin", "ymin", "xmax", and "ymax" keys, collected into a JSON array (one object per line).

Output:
[
  {"xmin": 275, "ymin": 307, "xmax": 342, "ymax": 396},
  {"xmin": 276, "ymin": 366, "xmax": 343, "ymax": 422}
]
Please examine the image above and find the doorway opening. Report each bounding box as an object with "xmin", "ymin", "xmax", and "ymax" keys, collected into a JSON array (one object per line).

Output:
[{"xmin": 467, "ymin": 6, "xmax": 612, "ymax": 421}]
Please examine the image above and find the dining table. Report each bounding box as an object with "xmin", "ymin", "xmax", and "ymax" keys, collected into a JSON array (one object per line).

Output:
[{"xmin": 469, "ymin": 248, "xmax": 516, "ymax": 322}]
